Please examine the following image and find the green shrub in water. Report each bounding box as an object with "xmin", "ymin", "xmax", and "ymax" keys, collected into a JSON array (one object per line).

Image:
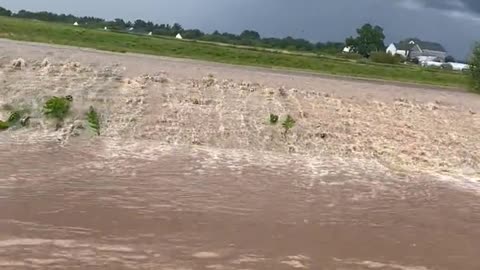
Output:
[
  {"xmin": 86, "ymin": 106, "xmax": 100, "ymax": 135},
  {"xmin": 7, "ymin": 111, "xmax": 21, "ymax": 124},
  {"xmin": 43, "ymin": 96, "xmax": 71, "ymax": 120},
  {"xmin": 269, "ymin": 113, "xmax": 279, "ymax": 125},
  {"xmin": 0, "ymin": 120, "xmax": 9, "ymax": 130},
  {"xmin": 282, "ymin": 115, "xmax": 296, "ymax": 137}
]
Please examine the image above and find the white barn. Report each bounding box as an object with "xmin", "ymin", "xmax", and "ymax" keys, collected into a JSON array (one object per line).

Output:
[{"xmin": 386, "ymin": 42, "xmax": 411, "ymax": 58}]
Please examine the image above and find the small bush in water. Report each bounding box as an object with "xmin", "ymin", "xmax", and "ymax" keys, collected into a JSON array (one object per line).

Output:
[
  {"xmin": 86, "ymin": 106, "xmax": 100, "ymax": 135},
  {"xmin": 270, "ymin": 113, "xmax": 279, "ymax": 125},
  {"xmin": 0, "ymin": 120, "xmax": 9, "ymax": 130},
  {"xmin": 7, "ymin": 111, "xmax": 21, "ymax": 124},
  {"xmin": 43, "ymin": 96, "xmax": 71, "ymax": 120},
  {"xmin": 282, "ymin": 115, "xmax": 296, "ymax": 137}
]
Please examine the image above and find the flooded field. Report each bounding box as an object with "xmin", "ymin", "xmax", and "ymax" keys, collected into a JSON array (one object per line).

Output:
[
  {"xmin": 0, "ymin": 40, "xmax": 479, "ymax": 269},
  {"xmin": 1, "ymin": 141, "xmax": 480, "ymax": 270}
]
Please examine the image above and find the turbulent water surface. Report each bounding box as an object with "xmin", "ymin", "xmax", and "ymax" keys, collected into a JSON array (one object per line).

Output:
[
  {"xmin": 1, "ymin": 140, "xmax": 480, "ymax": 270},
  {"xmin": 0, "ymin": 39, "xmax": 480, "ymax": 269}
]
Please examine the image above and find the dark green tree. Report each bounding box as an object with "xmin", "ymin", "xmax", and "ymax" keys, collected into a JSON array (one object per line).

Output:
[
  {"xmin": 172, "ymin": 23, "xmax": 184, "ymax": 33},
  {"xmin": 183, "ymin": 29, "xmax": 205, "ymax": 39},
  {"xmin": 345, "ymin": 23, "xmax": 386, "ymax": 57},
  {"xmin": 134, "ymin": 19, "xmax": 147, "ymax": 29},
  {"xmin": 0, "ymin": 6, "xmax": 12, "ymax": 16},
  {"xmin": 240, "ymin": 30, "xmax": 261, "ymax": 40},
  {"xmin": 468, "ymin": 42, "xmax": 480, "ymax": 92},
  {"xmin": 445, "ymin": 55, "xmax": 456, "ymax": 63}
]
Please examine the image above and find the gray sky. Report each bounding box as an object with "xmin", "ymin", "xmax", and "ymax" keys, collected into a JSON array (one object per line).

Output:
[{"xmin": 1, "ymin": 0, "xmax": 480, "ymax": 59}]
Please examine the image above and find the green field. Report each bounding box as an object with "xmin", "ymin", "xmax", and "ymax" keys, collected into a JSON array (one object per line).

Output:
[{"xmin": 0, "ymin": 16, "xmax": 470, "ymax": 89}]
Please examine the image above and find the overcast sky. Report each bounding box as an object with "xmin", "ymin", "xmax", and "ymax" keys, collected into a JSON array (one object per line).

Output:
[{"xmin": 1, "ymin": 0, "xmax": 480, "ymax": 59}]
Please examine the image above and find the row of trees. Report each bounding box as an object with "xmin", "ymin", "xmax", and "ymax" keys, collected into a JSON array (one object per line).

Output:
[{"xmin": 0, "ymin": 6, "xmax": 344, "ymax": 54}]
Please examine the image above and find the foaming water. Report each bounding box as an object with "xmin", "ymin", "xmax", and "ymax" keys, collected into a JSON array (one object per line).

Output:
[{"xmin": 1, "ymin": 141, "xmax": 480, "ymax": 270}]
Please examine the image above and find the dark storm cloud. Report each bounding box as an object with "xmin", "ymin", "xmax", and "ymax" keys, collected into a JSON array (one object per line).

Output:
[
  {"xmin": 427, "ymin": 0, "xmax": 480, "ymax": 13},
  {"xmin": 402, "ymin": 0, "xmax": 480, "ymax": 16},
  {"xmin": 462, "ymin": 0, "xmax": 480, "ymax": 13}
]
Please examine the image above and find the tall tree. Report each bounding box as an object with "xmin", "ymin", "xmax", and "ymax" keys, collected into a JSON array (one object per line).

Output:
[
  {"xmin": 445, "ymin": 55, "xmax": 456, "ymax": 63},
  {"xmin": 0, "ymin": 6, "xmax": 12, "ymax": 16},
  {"xmin": 469, "ymin": 42, "xmax": 480, "ymax": 92},
  {"xmin": 134, "ymin": 19, "xmax": 147, "ymax": 29},
  {"xmin": 345, "ymin": 23, "xmax": 385, "ymax": 57},
  {"xmin": 240, "ymin": 30, "xmax": 260, "ymax": 40},
  {"xmin": 172, "ymin": 23, "xmax": 184, "ymax": 33}
]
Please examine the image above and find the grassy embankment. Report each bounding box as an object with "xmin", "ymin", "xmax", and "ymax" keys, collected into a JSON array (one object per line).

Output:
[{"xmin": 0, "ymin": 16, "xmax": 469, "ymax": 89}]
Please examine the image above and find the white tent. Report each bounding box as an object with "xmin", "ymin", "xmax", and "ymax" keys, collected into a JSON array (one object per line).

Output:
[
  {"xmin": 421, "ymin": 61, "xmax": 443, "ymax": 68},
  {"xmin": 128, "ymin": 27, "xmax": 134, "ymax": 31},
  {"xmin": 73, "ymin": 22, "xmax": 79, "ymax": 26},
  {"xmin": 449, "ymin": 62, "xmax": 470, "ymax": 71},
  {"xmin": 104, "ymin": 26, "xmax": 108, "ymax": 31},
  {"xmin": 148, "ymin": 32, "xmax": 153, "ymax": 36},
  {"xmin": 342, "ymin": 46, "xmax": 352, "ymax": 53},
  {"xmin": 175, "ymin": 33, "xmax": 183, "ymax": 40}
]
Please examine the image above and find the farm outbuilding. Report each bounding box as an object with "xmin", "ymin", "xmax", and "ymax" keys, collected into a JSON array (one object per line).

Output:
[
  {"xmin": 449, "ymin": 62, "xmax": 470, "ymax": 71},
  {"xmin": 342, "ymin": 46, "xmax": 352, "ymax": 53}
]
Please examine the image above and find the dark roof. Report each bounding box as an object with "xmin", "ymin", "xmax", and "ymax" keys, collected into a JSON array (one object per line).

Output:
[
  {"xmin": 394, "ymin": 42, "xmax": 413, "ymax": 50},
  {"xmin": 416, "ymin": 41, "xmax": 446, "ymax": 52},
  {"xmin": 394, "ymin": 39, "xmax": 446, "ymax": 52}
]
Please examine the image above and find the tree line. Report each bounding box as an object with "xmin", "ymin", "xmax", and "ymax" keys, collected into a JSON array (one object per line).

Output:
[{"xmin": 0, "ymin": 6, "xmax": 344, "ymax": 54}]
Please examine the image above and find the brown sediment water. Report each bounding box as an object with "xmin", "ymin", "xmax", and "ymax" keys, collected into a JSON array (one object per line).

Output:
[
  {"xmin": 1, "ymin": 141, "xmax": 480, "ymax": 270},
  {"xmin": 0, "ymin": 39, "xmax": 479, "ymax": 269}
]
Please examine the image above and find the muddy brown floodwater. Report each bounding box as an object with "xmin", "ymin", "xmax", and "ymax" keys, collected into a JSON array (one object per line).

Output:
[
  {"xmin": 0, "ymin": 39, "xmax": 480, "ymax": 269},
  {"xmin": 1, "ymin": 141, "xmax": 480, "ymax": 270}
]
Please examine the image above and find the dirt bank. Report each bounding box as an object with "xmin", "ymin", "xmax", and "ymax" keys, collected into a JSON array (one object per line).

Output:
[{"xmin": 0, "ymin": 39, "xmax": 478, "ymax": 178}]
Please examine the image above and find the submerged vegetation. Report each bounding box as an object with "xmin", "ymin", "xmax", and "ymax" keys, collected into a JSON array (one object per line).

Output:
[
  {"xmin": 0, "ymin": 110, "xmax": 29, "ymax": 131},
  {"xmin": 269, "ymin": 114, "xmax": 279, "ymax": 125},
  {"xmin": 43, "ymin": 96, "xmax": 71, "ymax": 120},
  {"xmin": 86, "ymin": 106, "xmax": 101, "ymax": 135},
  {"xmin": 0, "ymin": 95, "xmax": 100, "ymax": 137},
  {"xmin": 282, "ymin": 115, "xmax": 296, "ymax": 137},
  {"xmin": 7, "ymin": 111, "xmax": 21, "ymax": 124},
  {"xmin": 0, "ymin": 120, "xmax": 9, "ymax": 130}
]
